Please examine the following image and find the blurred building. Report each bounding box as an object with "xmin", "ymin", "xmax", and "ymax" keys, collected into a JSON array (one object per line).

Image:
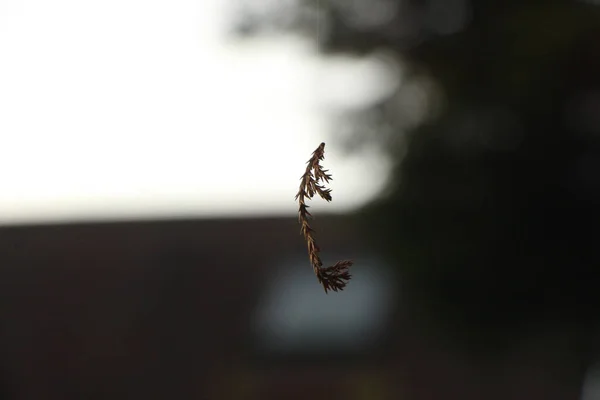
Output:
[
  {"xmin": 0, "ymin": 215, "xmax": 598, "ymax": 399},
  {"xmin": 0, "ymin": 215, "xmax": 398, "ymax": 399}
]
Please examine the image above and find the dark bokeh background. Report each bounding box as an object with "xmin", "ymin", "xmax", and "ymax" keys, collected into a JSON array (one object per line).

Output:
[
  {"xmin": 2, "ymin": 0, "xmax": 600, "ymax": 399},
  {"xmin": 235, "ymin": 0, "xmax": 600, "ymax": 398}
]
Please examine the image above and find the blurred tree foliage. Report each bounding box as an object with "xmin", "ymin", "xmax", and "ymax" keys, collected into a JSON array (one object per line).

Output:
[{"xmin": 232, "ymin": 0, "xmax": 600, "ymax": 352}]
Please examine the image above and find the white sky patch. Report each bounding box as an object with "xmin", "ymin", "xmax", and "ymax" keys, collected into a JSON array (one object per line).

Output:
[{"xmin": 0, "ymin": 0, "xmax": 390, "ymax": 225}]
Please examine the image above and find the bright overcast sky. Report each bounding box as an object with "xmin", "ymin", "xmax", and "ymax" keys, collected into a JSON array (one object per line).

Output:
[{"xmin": 0, "ymin": 0, "xmax": 390, "ymax": 225}]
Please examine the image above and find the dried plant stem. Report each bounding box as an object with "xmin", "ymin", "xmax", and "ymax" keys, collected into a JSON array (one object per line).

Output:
[{"xmin": 295, "ymin": 142, "xmax": 353, "ymax": 293}]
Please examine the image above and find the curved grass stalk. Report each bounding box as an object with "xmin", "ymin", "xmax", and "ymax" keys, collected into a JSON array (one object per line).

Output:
[{"xmin": 295, "ymin": 142, "xmax": 353, "ymax": 293}]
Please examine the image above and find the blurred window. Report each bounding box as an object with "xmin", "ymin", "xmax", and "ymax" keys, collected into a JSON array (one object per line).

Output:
[{"xmin": 252, "ymin": 255, "xmax": 395, "ymax": 356}]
